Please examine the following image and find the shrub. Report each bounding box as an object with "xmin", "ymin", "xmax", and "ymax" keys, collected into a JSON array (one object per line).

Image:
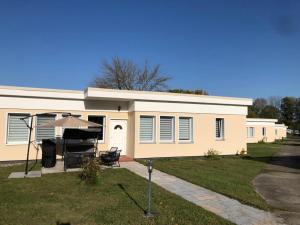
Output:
[
  {"xmin": 80, "ymin": 158, "xmax": 101, "ymax": 185},
  {"xmin": 204, "ymin": 149, "xmax": 221, "ymax": 160}
]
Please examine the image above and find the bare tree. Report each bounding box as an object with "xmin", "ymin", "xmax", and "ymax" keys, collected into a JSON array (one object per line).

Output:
[
  {"xmin": 268, "ymin": 96, "xmax": 282, "ymax": 109},
  {"xmin": 91, "ymin": 57, "xmax": 171, "ymax": 91}
]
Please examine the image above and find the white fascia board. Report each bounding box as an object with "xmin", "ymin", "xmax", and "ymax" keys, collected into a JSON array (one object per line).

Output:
[
  {"xmin": 0, "ymin": 96, "xmax": 129, "ymax": 112},
  {"xmin": 0, "ymin": 86, "xmax": 84, "ymax": 100},
  {"xmin": 246, "ymin": 118, "xmax": 278, "ymax": 126},
  {"xmin": 85, "ymin": 87, "xmax": 253, "ymax": 106},
  {"xmin": 246, "ymin": 118, "xmax": 278, "ymax": 123},
  {"xmin": 275, "ymin": 124, "xmax": 288, "ymax": 128},
  {"xmin": 131, "ymin": 101, "xmax": 248, "ymax": 115}
]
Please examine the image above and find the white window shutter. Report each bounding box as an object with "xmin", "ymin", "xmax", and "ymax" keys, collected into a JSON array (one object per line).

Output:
[
  {"xmin": 7, "ymin": 114, "xmax": 30, "ymax": 143},
  {"xmin": 179, "ymin": 117, "xmax": 191, "ymax": 140},
  {"xmin": 216, "ymin": 118, "xmax": 224, "ymax": 139},
  {"xmin": 160, "ymin": 117, "xmax": 174, "ymax": 141},
  {"xmin": 140, "ymin": 116, "xmax": 154, "ymax": 142}
]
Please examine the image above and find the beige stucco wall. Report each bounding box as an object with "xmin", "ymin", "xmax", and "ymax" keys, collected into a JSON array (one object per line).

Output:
[
  {"xmin": 275, "ymin": 127, "xmax": 287, "ymax": 140},
  {"xmin": 0, "ymin": 108, "xmax": 128, "ymax": 161},
  {"xmin": 0, "ymin": 107, "xmax": 249, "ymax": 160},
  {"xmin": 133, "ymin": 112, "xmax": 247, "ymax": 158},
  {"xmin": 247, "ymin": 124, "xmax": 276, "ymax": 143}
]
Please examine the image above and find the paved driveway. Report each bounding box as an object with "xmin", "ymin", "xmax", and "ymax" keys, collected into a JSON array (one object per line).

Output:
[{"xmin": 253, "ymin": 137, "xmax": 300, "ymax": 225}]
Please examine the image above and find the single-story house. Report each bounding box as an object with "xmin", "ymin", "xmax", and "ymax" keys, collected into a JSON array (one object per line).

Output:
[
  {"xmin": 275, "ymin": 124, "xmax": 288, "ymax": 140},
  {"xmin": 246, "ymin": 118, "xmax": 287, "ymax": 143},
  {"xmin": 0, "ymin": 85, "xmax": 253, "ymax": 161}
]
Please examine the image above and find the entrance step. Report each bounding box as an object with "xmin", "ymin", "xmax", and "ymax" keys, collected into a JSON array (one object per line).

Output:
[{"xmin": 119, "ymin": 156, "xmax": 134, "ymax": 162}]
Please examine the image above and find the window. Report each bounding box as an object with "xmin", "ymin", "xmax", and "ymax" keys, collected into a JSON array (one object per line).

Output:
[
  {"xmin": 140, "ymin": 116, "xmax": 155, "ymax": 143},
  {"xmin": 275, "ymin": 129, "xmax": 278, "ymax": 136},
  {"xmin": 88, "ymin": 116, "xmax": 105, "ymax": 141},
  {"xmin": 160, "ymin": 116, "xmax": 174, "ymax": 142},
  {"xmin": 7, "ymin": 113, "xmax": 30, "ymax": 144},
  {"xmin": 247, "ymin": 127, "xmax": 254, "ymax": 138},
  {"xmin": 36, "ymin": 115, "xmax": 56, "ymax": 142},
  {"xmin": 216, "ymin": 118, "xmax": 224, "ymax": 140},
  {"xmin": 262, "ymin": 127, "xmax": 266, "ymax": 136},
  {"xmin": 179, "ymin": 117, "xmax": 193, "ymax": 142}
]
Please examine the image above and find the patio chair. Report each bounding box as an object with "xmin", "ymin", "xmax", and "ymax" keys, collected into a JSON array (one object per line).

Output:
[{"xmin": 100, "ymin": 150, "xmax": 122, "ymax": 167}]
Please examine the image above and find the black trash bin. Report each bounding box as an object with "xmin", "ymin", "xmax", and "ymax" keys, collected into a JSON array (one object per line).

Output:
[{"xmin": 42, "ymin": 139, "xmax": 56, "ymax": 168}]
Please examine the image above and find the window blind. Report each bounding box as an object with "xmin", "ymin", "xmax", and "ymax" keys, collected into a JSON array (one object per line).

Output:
[
  {"xmin": 7, "ymin": 114, "xmax": 30, "ymax": 143},
  {"xmin": 262, "ymin": 127, "xmax": 266, "ymax": 136},
  {"xmin": 247, "ymin": 127, "xmax": 254, "ymax": 138},
  {"xmin": 36, "ymin": 115, "xmax": 56, "ymax": 142},
  {"xmin": 179, "ymin": 117, "xmax": 192, "ymax": 141},
  {"xmin": 160, "ymin": 116, "xmax": 174, "ymax": 141},
  {"xmin": 216, "ymin": 118, "xmax": 224, "ymax": 139},
  {"xmin": 140, "ymin": 116, "xmax": 154, "ymax": 142}
]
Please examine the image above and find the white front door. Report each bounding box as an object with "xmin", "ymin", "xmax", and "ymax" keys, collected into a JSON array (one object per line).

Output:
[{"xmin": 109, "ymin": 119, "xmax": 127, "ymax": 155}]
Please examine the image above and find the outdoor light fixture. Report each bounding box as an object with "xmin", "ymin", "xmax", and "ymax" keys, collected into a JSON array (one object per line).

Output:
[
  {"xmin": 117, "ymin": 105, "xmax": 121, "ymax": 112},
  {"xmin": 145, "ymin": 159, "xmax": 154, "ymax": 218}
]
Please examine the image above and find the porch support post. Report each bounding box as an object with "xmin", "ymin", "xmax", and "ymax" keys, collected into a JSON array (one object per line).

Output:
[{"xmin": 25, "ymin": 116, "xmax": 33, "ymax": 175}]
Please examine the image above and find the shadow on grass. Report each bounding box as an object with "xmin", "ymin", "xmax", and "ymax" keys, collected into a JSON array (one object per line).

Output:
[
  {"xmin": 118, "ymin": 183, "xmax": 146, "ymax": 214},
  {"xmin": 29, "ymin": 162, "xmax": 38, "ymax": 172},
  {"xmin": 56, "ymin": 221, "xmax": 71, "ymax": 225},
  {"xmin": 283, "ymin": 143, "xmax": 300, "ymax": 147}
]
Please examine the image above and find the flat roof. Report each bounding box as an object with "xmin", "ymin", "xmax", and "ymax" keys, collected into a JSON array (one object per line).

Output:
[
  {"xmin": 85, "ymin": 87, "xmax": 253, "ymax": 106},
  {"xmin": 0, "ymin": 85, "xmax": 253, "ymax": 106}
]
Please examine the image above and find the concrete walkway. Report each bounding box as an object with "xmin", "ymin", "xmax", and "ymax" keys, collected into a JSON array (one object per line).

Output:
[
  {"xmin": 253, "ymin": 137, "xmax": 300, "ymax": 225},
  {"xmin": 122, "ymin": 161, "xmax": 282, "ymax": 225}
]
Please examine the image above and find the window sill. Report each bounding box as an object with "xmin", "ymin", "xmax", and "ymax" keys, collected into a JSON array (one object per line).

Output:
[
  {"xmin": 159, "ymin": 141, "xmax": 175, "ymax": 144},
  {"xmin": 6, "ymin": 142, "xmax": 28, "ymax": 146},
  {"xmin": 216, "ymin": 138, "xmax": 225, "ymax": 141},
  {"xmin": 178, "ymin": 141, "xmax": 194, "ymax": 144},
  {"xmin": 139, "ymin": 142, "xmax": 156, "ymax": 144}
]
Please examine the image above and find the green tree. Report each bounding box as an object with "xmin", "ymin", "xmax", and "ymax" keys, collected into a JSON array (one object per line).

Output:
[
  {"xmin": 280, "ymin": 97, "xmax": 297, "ymax": 128},
  {"xmin": 247, "ymin": 106, "xmax": 259, "ymax": 118},
  {"xmin": 253, "ymin": 98, "xmax": 268, "ymax": 115},
  {"xmin": 168, "ymin": 89, "xmax": 208, "ymax": 95},
  {"xmin": 295, "ymin": 98, "xmax": 300, "ymax": 130},
  {"xmin": 92, "ymin": 57, "xmax": 171, "ymax": 91},
  {"xmin": 260, "ymin": 105, "xmax": 280, "ymax": 119}
]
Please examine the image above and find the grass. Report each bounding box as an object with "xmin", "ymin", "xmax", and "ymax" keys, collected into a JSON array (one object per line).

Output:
[
  {"xmin": 138, "ymin": 143, "xmax": 281, "ymax": 210},
  {"xmin": 0, "ymin": 163, "xmax": 232, "ymax": 225}
]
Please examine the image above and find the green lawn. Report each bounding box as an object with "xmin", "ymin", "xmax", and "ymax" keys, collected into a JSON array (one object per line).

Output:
[
  {"xmin": 138, "ymin": 143, "xmax": 281, "ymax": 210},
  {"xmin": 0, "ymin": 163, "xmax": 232, "ymax": 225}
]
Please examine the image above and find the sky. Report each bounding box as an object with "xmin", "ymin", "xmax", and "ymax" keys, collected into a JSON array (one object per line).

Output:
[{"xmin": 0, "ymin": 0, "xmax": 299, "ymax": 98}]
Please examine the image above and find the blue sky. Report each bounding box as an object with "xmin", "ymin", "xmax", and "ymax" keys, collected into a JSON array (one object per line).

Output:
[{"xmin": 0, "ymin": 0, "xmax": 299, "ymax": 98}]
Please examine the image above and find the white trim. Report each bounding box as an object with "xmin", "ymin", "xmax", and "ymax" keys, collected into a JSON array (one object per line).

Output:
[
  {"xmin": 132, "ymin": 101, "xmax": 248, "ymax": 115},
  {"xmin": 86, "ymin": 87, "xmax": 253, "ymax": 106},
  {"xmin": 0, "ymin": 85, "xmax": 253, "ymax": 106},
  {"xmin": 0, "ymin": 96, "xmax": 129, "ymax": 112},
  {"xmin": 246, "ymin": 118, "xmax": 278, "ymax": 123},
  {"xmin": 0, "ymin": 85, "xmax": 83, "ymax": 100}
]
